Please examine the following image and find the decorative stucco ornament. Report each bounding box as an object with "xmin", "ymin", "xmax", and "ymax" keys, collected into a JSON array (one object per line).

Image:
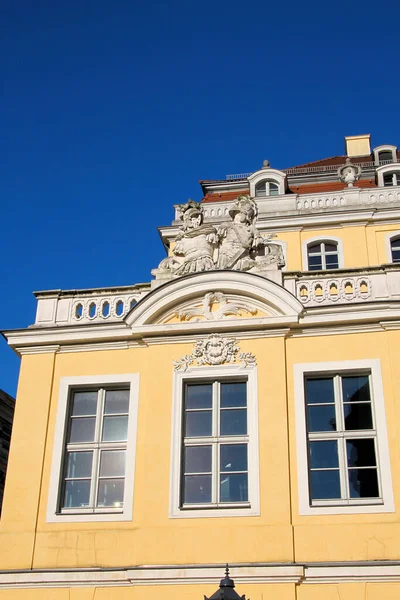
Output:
[
  {"xmin": 337, "ymin": 158, "xmax": 361, "ymax": 188},
  {"xmin": 152, "ymin": 196, "xmax": 285, "ymax": 284},
  {"xmin": 173, "ymin": 334, "xmax": 256, "ymax": 371},
  {"xmin": 177, "ymin": 292, "xmax": 257, "ymax": 322}
]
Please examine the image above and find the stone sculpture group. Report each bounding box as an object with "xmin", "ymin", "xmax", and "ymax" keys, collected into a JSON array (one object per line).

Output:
[{"xmin": 152, "ymin": 195, "xmax": 284, "ymax": 283}]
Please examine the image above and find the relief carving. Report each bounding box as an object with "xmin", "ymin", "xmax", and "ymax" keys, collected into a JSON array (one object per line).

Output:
[
  {"xmin": 177, "ymin": 292, "xmax": 257, "ymax": 322},
  {"xmin": 173, "ymin": 334, "xmax": 256, "ymax": 371}
]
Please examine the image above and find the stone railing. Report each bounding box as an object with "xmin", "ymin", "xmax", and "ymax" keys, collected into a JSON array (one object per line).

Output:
[
  {"xmin": 200, "ymin": 185, "xmax": 400, "ymax": 220},
  {"xmin": 34, "ymin": 284, "xmax": 151, "ymax": 326},
  {"xmin": 283, "ymin": 266, "xmax": 400, "ymax": 308}
]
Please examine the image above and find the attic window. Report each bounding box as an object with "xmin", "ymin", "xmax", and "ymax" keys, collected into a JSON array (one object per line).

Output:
[
  {"xmin": 255, "ymin": 180, "xmax": 279, "ymax": 197},
  {"xmin": 378, "ymin": 151, "xmax": 393, "ymax": 164}
]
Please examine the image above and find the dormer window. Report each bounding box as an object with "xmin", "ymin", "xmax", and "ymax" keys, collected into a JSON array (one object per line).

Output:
[
  {"xmin": 383, "ymin": 172, "xmax": 400, "ymax": 187},
  {"xmin": 248, "ymin": 166, "xmax": 287, "ymax": 197},
  {"xmin": 255, "ymin": 180, "xmax": 279, "ymax": 197},
  {"xmin": 373, "ymin": 145, "xmax": 397, "ymax": 166},
  {"xmin": 378, "ymin": 151, "xmax": 393, "ymax": 164}
]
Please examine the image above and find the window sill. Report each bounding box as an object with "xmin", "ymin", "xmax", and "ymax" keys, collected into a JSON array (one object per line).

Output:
[
  {"xmin": 300, "ymin": 501, "xmax": 393, "ymax": 516},
  {"xmin": 169, "ymin": 505, "xmax": 259, "ymax": 519},
  {"xmin": 47, "ymin": 510, "xmax": 132, "ymax": 523}
]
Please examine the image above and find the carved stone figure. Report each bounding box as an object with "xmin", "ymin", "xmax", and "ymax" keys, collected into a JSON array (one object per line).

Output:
[
  {"xmin": 217, "ymin": 195, "xmax": 261, "ymax": 270},
  {"xmin": 151, "ymin": 196, "xmax": 285, "ymax": 285},
  {"xmin": 337, "ymin": 158, "xmax": 361, "ymax": 188},
  {"xmin": 173, "ymin": 201, "xmax": 218, "ymax": 275}
]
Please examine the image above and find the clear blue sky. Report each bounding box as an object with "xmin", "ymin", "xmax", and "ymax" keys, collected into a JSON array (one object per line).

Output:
[{"xmin": 1, "ymin": 0, "xmax": 399, "ymax": 396}]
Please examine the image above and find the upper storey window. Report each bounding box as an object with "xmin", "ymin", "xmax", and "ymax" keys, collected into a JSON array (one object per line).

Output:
[
  {"xmin": 373, "ymin": 145, "xmax": 397, "ymax": 166},
  {"xmin": 255, "ymin": 180, "xmax": 279, "ymax": 197},
  {"xmin": 390, "ymin": 238, "xmax": 400, "ymax": 263},
  {"xmin": 248, "ymin": 166, "xmax": 286, "ymax": 197},
  {"xmin": 379, "ymin": 151, "xmax": 393, "ymax": 164},
  {"xmin": 308, "ymin": 241, "xmax": 339, "ymax": 270},
  {"xmin": 383, "ymin": 172, "xmax": 400, "ymax": 187}
]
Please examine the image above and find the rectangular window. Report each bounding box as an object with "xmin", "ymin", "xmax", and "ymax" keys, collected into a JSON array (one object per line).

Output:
[
  {"xmin": 61, "ymin": 387, "xmax": 129, "ymax": 514},
  {"xmin": 47, "ymin": 374, "xmax": 139, "ymax": 523},
  {"xmin": 294, "ymin": 360, "xmax": 394, "ymax": 515},
  {"xmin": 170, "ymin": 366, "xmax": 259, "ymax": 518},
  {"xmin": 182, "ymin": 381, "xmax": 248, "ymax": 507},
  {"xmin": 306, "ymin": 374, "xmax": 379, "ymax": 504}
]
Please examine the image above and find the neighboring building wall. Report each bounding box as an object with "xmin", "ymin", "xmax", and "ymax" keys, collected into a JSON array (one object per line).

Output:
[{"xmin": 0, "ymin": 389, "xmax": 15, "ymax": 514}]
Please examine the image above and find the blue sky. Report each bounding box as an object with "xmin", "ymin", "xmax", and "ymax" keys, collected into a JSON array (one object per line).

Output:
[{"xmin": 1, "ymin": 0, "xmax": 399, "ymax": 396}]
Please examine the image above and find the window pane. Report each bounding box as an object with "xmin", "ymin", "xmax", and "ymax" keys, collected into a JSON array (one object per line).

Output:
[
  {"xmin": 324, "ymin": 243, "xmax": 337, "ymax": 252},
  {"xmin": 66, "ymin": 451, "xmax": 93, "ymax": 478},
  {"xmin": 342, "ymin": 376, "xmax": 370, "ymax": 402},
  {"xmin": 307, "ymin": 405, "xmax": 336, "ymax": 432},
  {"xmin": 308, "ymin": 255, "xmax": 323, "ymax": 270},
  {"xmin": 184, "ymin": 446, "xmax": 212, "ymax": 473},
  {"xmin": 392, "ymin": 249, "xmax": 400, "ymax": 263},
  {"xmin": 104, "ymin": 390, "xmax": 129, "ymax": 414},
  {"xmin": 306, "ymin": 378, "xmax": 334, "ymax": 404},
  {"xmin": 220, "ymin": 409, "xmax": 247, "ymax": 435},
  {"xmin": 391, "ymin": 238, "xmax": 400, "ymax": 249},
  {"xmin": 308, "ymin": 243, "xmax": 321, "ymax": 252},
  {"xmin": 379, "ymin": 151, "xmax": 393, "ymax": 162},
  {"xmin": 183, "ymin": 475, "xmax": 212, "ymax": 503},
  {"xmin": 220, "ymin": 382, "xmax": 247, "ymax": 407},
  {"xmin": 220, "ymin": 444, "xmax": 248, "ymax": 472},
  {"xmin": 63, "ymin": 480, "xmax": 90, "ymax": 508},
  {"xmin": 344, "ymin": 403, "xmax": 373, "ymax": 430},
  {"xmin": 255, "ymin": 182, "xmax": 266, "ymax": 196},
  {"xmin": 185, "ymin": 384, "xmax": 212, "ymax": 409},
  {"xmin": 269, "ymin": 184, "xmax": 279, "ymax": 196},
  {"xmin": 71, "ymin": 391, "xmax": 97, "ymax": 416},
  {"xmin": 309, "ymin": 440, "xmax": 338, "ymax": 469},
  {"xmin": 97, "ymin": 479, "xmax": 124, "ymax": 507},
  {"xmin": 102, "ymin": 416, "xmax": 128, "ymax": 441},
  {"xmin": 325, "ymin": 254, "xmax": 339, "ymax": 268},
  {"xmin": 69, "ymin": 417, "xmax": 96, "ymax": 443},
  {"xmin": 185, "ymin": 411, "xmax": 212, "ymax": 437},
  {"xmin": 100, "ymin": 450, "xmax": 126, "ymax": 477},
  {"xmin": 346, "ymin": 439, "xmax": 376, "ymax": 467},
  {"xmin": 220, "ymin": 473, "xmax": 248, "ymax": 502},
  {"xmin": 310, "ymin": 470, "xmax": 340, "ymax": 500},
  {"xmin": 348, "ymin": 468, "xmax": 379, "ymax": 498},
  {"xmin": 384, "ymin": 173, "xmax": 394, "ymax": 186}
]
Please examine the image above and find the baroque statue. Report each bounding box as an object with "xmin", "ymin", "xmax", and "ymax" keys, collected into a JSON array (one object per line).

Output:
[{"xmin": 152, "ymin": 195, "xmax": 285, "ymax": 283}]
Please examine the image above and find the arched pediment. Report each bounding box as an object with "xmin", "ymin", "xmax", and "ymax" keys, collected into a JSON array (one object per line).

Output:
[{"xmin": 125, "ymin": 271, "xmax": 303, "ymax": 331}]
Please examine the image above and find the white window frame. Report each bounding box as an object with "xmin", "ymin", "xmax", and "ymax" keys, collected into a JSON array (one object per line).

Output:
[
  {"xmin": 169, "ymin": 365, "xmax": 260, "ymax": 518},
  {"xmin": 302, "ymin": 236, "xmax": 344, "ymax": 271},
  {"xmin": 376, "ymin": 164, "xmax": 400, "ymax": 187},
  {"xmin": 255, "ymin": 179, "xmax": 280, "ymax": 197},
  {"xmin": 373, "ymin": 145, "xmax": 397, "ymax": 166},
  {"xmin": 294, "ymin": 360, "xmax": 394, "ymax": 515},
  {"xmin": 385, "ymin": 231, "xmax": 400, "ymax": 263},
  {"xmin": 47, "ymin": 374, "xmax": 139, "ymax": 523},
  {"xmin": 248, "ymin": 168, "xmax": 286, "ymax": 197}
]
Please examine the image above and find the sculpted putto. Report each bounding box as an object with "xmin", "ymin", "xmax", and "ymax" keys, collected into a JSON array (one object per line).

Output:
[{"xmin": 152, "ymin": 195, "xmax": 284, "ymax": 281}]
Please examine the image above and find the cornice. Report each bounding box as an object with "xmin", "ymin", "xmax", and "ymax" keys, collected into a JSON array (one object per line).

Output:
[{"xmin": 1, "ymin": 561, "xmax": 400, "ymax": 589}]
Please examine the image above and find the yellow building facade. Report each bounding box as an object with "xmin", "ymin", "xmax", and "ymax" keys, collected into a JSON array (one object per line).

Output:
[{"xmin": 3, "ymin": 135, "xmax": 400, "ymax": 598}]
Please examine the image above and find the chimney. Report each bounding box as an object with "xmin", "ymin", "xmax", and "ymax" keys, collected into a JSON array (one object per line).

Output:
[{"xmin": 345, "ymin": 134, "xmax": 371, "ymax": 157}]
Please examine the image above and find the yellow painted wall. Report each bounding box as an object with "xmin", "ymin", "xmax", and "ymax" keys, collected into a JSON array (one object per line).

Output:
[{"xmin": 2, "ymin": 327, "xmax": 400, "ymax": 572}]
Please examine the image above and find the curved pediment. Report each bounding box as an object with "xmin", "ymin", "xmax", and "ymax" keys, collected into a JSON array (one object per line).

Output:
[{"xmin": 125, "ymin": 271, "xmax": 303, "ymax": 330}]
